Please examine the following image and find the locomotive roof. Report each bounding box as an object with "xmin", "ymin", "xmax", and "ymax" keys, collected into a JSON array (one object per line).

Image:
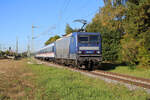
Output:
[{"xmin": 56, "ymin": 33, "xmax": 73, "ymax": 41}]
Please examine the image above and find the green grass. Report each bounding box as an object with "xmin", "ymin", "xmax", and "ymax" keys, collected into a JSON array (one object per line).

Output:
[
  {"xmin": 28, "ymin": 63, "xmax": 150, "ymax": 100},
  {"xmin": 109, "ymin": 66, "xmax": 150, "ymax": 79}
]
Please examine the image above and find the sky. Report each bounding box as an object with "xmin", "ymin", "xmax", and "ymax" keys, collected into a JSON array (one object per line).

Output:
[{"xmin": 0, "ymin": 0, "xmax": 104, "ymax": 52}]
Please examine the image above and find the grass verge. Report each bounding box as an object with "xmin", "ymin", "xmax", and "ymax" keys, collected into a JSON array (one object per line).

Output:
[
  {"xmin": 28, "ymin": 63, "xmax": 150, "ymax": 100},
  {"xmin": 109, "ymin": 66, "xmax": 150, "ymax": 79}
]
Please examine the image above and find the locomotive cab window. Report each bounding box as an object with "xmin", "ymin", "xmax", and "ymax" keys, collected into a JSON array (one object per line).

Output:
[
  {"xmin": 78, "ymin": 35, "xmax": 99, "ymax": 43},
  {"xmin": 78, "ymin": 36, "xmax": 88, "ymax": 43}
]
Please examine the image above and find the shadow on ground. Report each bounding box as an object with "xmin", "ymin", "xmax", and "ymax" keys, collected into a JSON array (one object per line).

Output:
[{"xmin": 97, "ymin": 62, "xmax": 127, "ymax": 71}]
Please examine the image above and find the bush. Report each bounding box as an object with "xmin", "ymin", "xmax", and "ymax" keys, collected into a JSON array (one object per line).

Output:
[
  {"xmin": 137, "ymin": 39, "xmax": 150, "ymax": 67},
  {"xmin": 119, "ymin": 33, "xmax": 150, "ymax": 67},
  {"xmin": 119, "ymin": 34, "xmax": 139, "ymax": 66}
]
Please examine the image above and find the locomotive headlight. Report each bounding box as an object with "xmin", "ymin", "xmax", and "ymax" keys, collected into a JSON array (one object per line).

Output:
[
  {"xmin": 78, "ymin": 51, "xmax": 82, "ymax": 54},
  {"xmin": 97, "ymin": 51, "xmax": 100, "ymax": 54}
]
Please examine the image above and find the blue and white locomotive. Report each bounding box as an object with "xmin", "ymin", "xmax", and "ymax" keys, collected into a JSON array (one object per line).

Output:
[{"xmin": 35, "ymin": 32, "xmax": 102, "ymax": 70}]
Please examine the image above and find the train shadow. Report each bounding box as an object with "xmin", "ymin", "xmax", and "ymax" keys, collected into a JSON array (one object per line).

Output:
[{"xmin": 97, "ymin": 62, "xmax": 127, "ymax": 71}]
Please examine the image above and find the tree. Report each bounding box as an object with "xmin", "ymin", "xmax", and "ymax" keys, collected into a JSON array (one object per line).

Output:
[
  {"xmin": 45, "ymin": 35, "xmax": 60, "ymax": 46},
  {"xmin": 65, "ymin": 24, "xmax": 74, "ymax": 35},
  {"xmin": 65, "ymin": 24, "xmax": 78, "ymax": 35},
  {"xmin": 103, "ymin": 0, "xmax": 127, "ymax": 6},
  {"xmin": 128, "ymin": 0, "xmax": 139, "ymax": 5},
  {"xmin": 119, "ymin": 0, "xmax": 150, "ymax": 66}
]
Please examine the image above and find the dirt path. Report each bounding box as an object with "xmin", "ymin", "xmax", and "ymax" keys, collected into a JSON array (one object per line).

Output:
[{"xmin": 0, "ymin": 59, "xmax": 35, "ymax": 100}]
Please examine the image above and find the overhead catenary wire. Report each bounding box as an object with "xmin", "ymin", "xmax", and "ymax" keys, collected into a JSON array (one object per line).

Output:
[
  {"xmin": 57, "ymin": 0, "xmax": 72, "ymax": 35},
  {"xmin": 33, "ymin": 26, "xmax": 56, "ymax": 39},
  {"xmin": 57, "ymin": 0, "xmax": 101, "ymax": 35},
  {"xmin": 64, "ymin": 0, "xmax": 91, "ymax": 21},
  {"xmin": 81, "ymin": 8, "xmax": 100, "ymax": 19},
  {"xmin": 65, "ymin": 0, "xmax": 101, "ymax": 22},
  {"xmin": 62, "ymin": 0, "xmax": 71, "ymax": 13},
  {"xmin": 69, "ymin": 8, "xmax": 100, "ymax": 29}
]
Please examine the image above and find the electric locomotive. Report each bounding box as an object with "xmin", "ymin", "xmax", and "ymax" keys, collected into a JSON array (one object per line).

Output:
[{"xmin": 35, "ymin": 32, "xmax": 102, "ymax": 70}]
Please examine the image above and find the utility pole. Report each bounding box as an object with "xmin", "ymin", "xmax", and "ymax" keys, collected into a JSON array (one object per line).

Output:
[
  {"xmin": 0, "ymin": 44, "xmax": 1, "ymax": 51},
  {"xmin": 31, "ymin": 24, "xmax": 34, "ymax": 55},
  {"xmin": 0, "ymin": 44, "xmax": 1, "ymax": 57},
  {"xmin": 31, "ymin": 24, "xmax": 38, "ymax": 55},
  {"xmin": 27, "ymin": 36, "xmax": 30, "ymax": 57},
  {"xmin": 16, "ymin": 37, "xmax": 18, "ymax": 55}
]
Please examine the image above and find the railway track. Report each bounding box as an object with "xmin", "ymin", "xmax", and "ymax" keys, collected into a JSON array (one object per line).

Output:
[
  {"xmin": 91, "ymin": 70, "xmax": 150, "ymax": 89},
  {"xmin": 34, "ymin": 59, "xmax": 150, "ymax": 93}
]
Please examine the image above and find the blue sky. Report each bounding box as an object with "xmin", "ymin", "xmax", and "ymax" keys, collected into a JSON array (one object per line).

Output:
[{"xmin": 0, "ymin": 0, "xmax": 104, "ymax": 52}]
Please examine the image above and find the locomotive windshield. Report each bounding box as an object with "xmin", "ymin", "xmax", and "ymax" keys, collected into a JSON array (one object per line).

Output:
[
  {"xmin": 78, "ymin": 35, "xmax": 99, "ymax": 43},
  {"xmin": 89, "ymin": 35, "xmax": 98, "ymax": 43},
  {"xmin": 79, "ymin": 36, "xmax": 88, "ymax": 43}
]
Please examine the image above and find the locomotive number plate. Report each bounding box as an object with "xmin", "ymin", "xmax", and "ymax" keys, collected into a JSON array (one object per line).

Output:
[{"xmin": 86, "ymin": 51, "xmax": 92, "ymax": 53}]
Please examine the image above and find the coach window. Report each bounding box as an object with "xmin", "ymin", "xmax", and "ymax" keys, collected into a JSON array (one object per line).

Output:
[
  {"xmin": 52, "ymin": 46, "xmax": 54, "ymax": 52},
  {"xmin": 49, "ymin": 47, "xmax": 52, "ymax": 52},
  {"xmin": 50, "ymin": 47, "xmax": 52, "ymax": 52}
]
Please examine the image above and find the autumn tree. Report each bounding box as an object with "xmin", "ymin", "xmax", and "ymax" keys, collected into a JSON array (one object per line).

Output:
[
  {"xmin": 65, "ymin": 24, "xmax": 74, "ymax": 35},
  {"xmin": 65, "ymin": 24, "xmax": 78, "ymax": 35},
  {"xmin": 45, "ymin": 35, "xmax": 60, "ymax": 46},
  {"xmin": 119, "ymin": 0, "xmax": 150, "ymax": 66}
]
